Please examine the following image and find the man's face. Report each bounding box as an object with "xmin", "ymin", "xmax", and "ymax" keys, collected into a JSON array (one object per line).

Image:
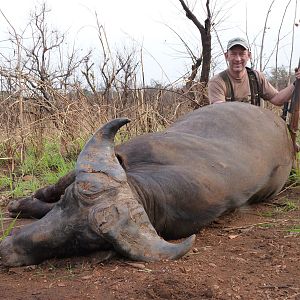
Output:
[{"xmin": 225, "ymin": 45, "xmax": 251, "ymax": 73}]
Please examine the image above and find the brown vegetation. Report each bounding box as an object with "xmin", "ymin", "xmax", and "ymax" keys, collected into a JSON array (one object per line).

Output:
[{"xmin": 0, "ymin": 4, "xmax": 208, "ymax": 174}]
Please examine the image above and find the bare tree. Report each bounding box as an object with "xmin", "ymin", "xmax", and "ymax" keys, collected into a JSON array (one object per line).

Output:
[
  {"xmin": 274, "ymin": 0, "xmax": 292, "ymax": 88},
  {"xmin": 22, "ymin": 4, "xmax": 89, "ymax": 108},
  {"xmin": 1, "ymin": 3, "xmax": 89, "ymax": 109},
  {"xmin": 178, "ymin": 0, "xmax": 212, "ymax": 108},
  {"xmin": 259, "ymin": 0, "xmax": 276, "ymax": 72}
]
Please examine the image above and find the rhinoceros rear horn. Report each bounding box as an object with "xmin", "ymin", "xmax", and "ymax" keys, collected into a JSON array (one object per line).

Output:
[
  {"xmin": 89, "ymin": 189, "xmax": 195, "ymax": 261},
  {"xmin": 76, "ymin": 118, "xmax": 130, "ymax": 195}
]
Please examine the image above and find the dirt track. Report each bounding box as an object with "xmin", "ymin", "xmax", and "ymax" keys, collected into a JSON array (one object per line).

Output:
[{"xmin": 0, "ymin": 186, "xmax": 299, "ymax": 300}]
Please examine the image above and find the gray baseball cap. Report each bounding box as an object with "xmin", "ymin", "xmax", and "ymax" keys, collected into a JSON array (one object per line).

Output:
[{"xmin": 227, "ymin": 37, "xmax": 249, "ymax": 50}]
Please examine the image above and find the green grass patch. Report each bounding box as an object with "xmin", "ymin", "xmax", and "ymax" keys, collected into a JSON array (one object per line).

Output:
[
  {"xmin": 258, "ymin": 210, "xmax": 277, "ymax": 218},
  {"xmin": 1, "ymin": 138, "xmax": 77, "ymax": 197},
  {"xmin": 0, "ymin": 208, "xmax": 18, "ymax": 241},
  {"xmin": 281, "ymin": 200, "xmax": 298, "ymax": 212},
  {"xmin": 259, "ymin": 200, "xmax": 298, "ymax": 219},
  {"xmin": 20, "ymin": 140, "xmax": 76, "ymax": 177},
  {"xmin": 11, "ymin": 177, "xmax": 41, "ymax": 198},
  {"xmin": 287, "ymin": 225, "xmax": 300, "ymax": 234},
  {"xmin": 289, "ymin": 156, "xmax": 300, "ymax": 184},
  {"xmin": 0, "ymin": 175, "xmax": 13, "ymax": 191},
  {"xmin": 258, "ymin": 223, "xmax": 274, "ymax": 228}
]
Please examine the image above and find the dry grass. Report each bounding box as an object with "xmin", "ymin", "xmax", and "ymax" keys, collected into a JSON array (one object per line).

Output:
[
  {"xmin": 0, "ymin": 3, "xmax": 210, "ymax": 174},
  {"xmin": 0, "ymin": 82, "xmax": 206, "ymax": 174}
]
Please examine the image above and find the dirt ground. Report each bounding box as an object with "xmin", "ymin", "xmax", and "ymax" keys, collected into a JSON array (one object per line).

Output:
[{"xmin": 0, "ymin": 185, "xmax": 299, "ymax": 300}]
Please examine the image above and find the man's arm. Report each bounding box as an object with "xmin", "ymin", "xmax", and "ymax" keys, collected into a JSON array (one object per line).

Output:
[
  {"xmin": 269, "ymin": 69, "xmax": 300, "ymax": 106},
  {"xmin": 269, "ymin": 84, "xmax": 295, "ymax": 106},
  {"xmin": 208, "ymin": 76, "xmax": 226, "ymax": 104}
]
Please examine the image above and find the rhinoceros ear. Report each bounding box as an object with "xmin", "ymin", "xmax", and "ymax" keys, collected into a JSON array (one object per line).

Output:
[
  {"xmin": 88, "ymin": 186, "xmax": 195, "ymax": 261},
  {"xmin": 76, "ymin": 118, "xmax": 130, "ymax": 196}
]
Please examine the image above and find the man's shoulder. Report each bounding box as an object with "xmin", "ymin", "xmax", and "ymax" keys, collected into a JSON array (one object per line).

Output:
[{"xmin": 209, "ymin": 72, "xmax": 224, "ymax": 83}]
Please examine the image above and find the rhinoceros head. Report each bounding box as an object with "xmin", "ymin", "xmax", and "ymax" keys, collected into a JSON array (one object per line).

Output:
[{"xmin": 0, "ymin": 118, "xmax": 194, "ymax": 266}]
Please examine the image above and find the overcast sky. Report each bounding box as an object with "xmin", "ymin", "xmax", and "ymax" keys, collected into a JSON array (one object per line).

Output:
[{"xmin": 0, "ymin": 0, "xmax": 299, "ymax": 84}]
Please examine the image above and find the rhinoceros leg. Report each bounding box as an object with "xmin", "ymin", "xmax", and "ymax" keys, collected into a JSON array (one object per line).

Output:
[
  {"xmin": 8, "ymin": 198, "xmax": 56, "ymax": 219},
  {"xmin": 8, "ymin": 170, "xmax": 76, "ymax": 219}
]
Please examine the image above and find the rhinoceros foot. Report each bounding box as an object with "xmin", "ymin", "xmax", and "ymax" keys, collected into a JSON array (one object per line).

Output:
[{"xmin": 8, "ymin": 197, "xmax": 54, "ymax": 219}]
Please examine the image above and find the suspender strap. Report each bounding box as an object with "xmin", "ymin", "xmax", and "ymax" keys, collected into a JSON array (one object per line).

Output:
[
  {"xmin": 219, "ymin": 71, "xmax": 235, "ymax": 101},
  {"xmin": 246, "ymin": 67, "xmax": 261, "ymax": 106}
]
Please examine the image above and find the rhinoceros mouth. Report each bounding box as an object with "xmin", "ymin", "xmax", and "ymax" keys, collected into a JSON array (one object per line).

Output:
[{"xmin": 75, "ymin": 118, "xmax": 195, "ymax": 261}]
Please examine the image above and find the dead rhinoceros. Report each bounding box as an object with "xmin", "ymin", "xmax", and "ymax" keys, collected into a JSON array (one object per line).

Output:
[{"xmin": 0, "ymin": 102, "xmax": 294, "ymax": 267}]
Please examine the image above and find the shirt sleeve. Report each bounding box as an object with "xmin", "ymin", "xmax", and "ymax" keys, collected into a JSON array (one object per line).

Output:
[
  {"xmin": 208, "ymin": 75, "xmax": 226, "ymax": 104},
  {"xmin": 257, "ymin": 71, "xmax": 278, "ymax": 101}
]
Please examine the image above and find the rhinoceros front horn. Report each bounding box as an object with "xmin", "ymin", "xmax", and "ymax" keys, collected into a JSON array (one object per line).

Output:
[{"xmin": 75, "ymin": 118, "xmax": 195, "ymax": 261}]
